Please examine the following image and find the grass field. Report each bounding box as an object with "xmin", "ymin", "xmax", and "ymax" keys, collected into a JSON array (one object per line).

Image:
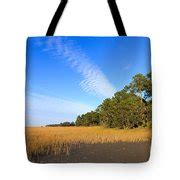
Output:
[{"xmin": 26, "ymin": 126, "xmax": 151, "ymax": 162}]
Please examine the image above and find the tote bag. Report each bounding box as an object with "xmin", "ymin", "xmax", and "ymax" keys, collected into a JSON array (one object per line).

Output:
[{"xmin": 26, "ymin": 0, "xmax": 152, "ymax": 163}]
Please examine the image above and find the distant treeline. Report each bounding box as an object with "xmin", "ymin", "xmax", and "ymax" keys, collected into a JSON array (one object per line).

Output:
[
  {"xmin": 46, "ymin": 121, "xmax": 75, "ymax": 127},
  {"xmin": 75, "ymin": 72, "xmax": 152, "ymax": 129}
]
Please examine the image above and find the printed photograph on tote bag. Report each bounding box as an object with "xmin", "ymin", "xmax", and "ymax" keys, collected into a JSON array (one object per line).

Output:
[
  {"xmin": 25, "ymin": 0, "xmax": 152, "ymax": 163},
  {"xmin": 26, "ymin": 36, "xmax": 152, "ymax": 163}
]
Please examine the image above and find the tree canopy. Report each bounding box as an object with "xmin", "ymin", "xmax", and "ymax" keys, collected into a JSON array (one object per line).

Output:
[
  {"xmin": 75, "ymin": 72, "xmax": 152, "ymax": 129},
  {"xmin": 76, "ymin": 111, "xmax": 100, "ymax": 126}
]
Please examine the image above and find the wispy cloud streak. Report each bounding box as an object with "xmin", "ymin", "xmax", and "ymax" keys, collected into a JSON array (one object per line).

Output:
[
  {"xmin": 26, "ymin": 93, "xmax": 94, "ymax": 126},
  {"xmin": 40, "ymin": 37, "xmax": 116, "ymax": 98},
  {"xmin": 27, "ymin": 93, "xmax": 94, "ymax": 115}
]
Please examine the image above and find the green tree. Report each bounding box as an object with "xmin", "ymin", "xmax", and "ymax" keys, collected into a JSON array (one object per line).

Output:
[
  {"xmin": 98, "ymin": 90, "xmax": 148, "ymax": 129},
  {"xmin": 75, "ymin": 111, "xmax": 100, "ymax": 126},
  {"xmin": 124, "ymin": 73, "xmax": 152, "ymax": 101}
]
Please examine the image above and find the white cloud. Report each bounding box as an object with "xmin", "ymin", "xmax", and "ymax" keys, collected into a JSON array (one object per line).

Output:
[
  {"xmin": 26, "ymin": 93, "xmax": 93, "ymax": 115},
  {"xmin": 26, "ymin": 93, "xmax": 94, "ymax": 126},
  {"xmin": 42, "ymin": 37, "xmax": 116, "ymax": 98}
]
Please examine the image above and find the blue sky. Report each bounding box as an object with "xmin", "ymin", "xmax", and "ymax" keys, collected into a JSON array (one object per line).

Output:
[{"xmin": 26, "ymin": 36, "xmax": 151, "ymax": 126}]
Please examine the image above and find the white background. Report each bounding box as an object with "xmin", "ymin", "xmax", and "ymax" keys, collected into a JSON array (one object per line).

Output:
[{"xmin": 0, "ymin": 0, "xmax": 180, "ymax": 179}]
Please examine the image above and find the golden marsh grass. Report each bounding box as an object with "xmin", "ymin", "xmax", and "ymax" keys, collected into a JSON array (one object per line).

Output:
[{"xmin": 26, "ymin": 126, "xmax": 151, "ymax": 160}]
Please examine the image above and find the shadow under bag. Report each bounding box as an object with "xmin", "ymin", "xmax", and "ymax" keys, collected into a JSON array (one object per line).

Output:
[{"xmin": 25, "ymin": 0, "xmax": 152, "ymax": 163}]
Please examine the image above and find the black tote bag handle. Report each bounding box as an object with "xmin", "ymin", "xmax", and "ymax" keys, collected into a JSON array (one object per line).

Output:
[{"xmin": 46, "ymin": 0, "xmax": 127, "ymax": 36}]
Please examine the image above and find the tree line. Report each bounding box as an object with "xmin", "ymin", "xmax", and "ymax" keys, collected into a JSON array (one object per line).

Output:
[
  {"xmin": 75, "ymin": 72, "xmax": 152, "ymax": 129},
  {"xmin": 46, "ymin": 121, "xmax": 75, "ymax": 127}
]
